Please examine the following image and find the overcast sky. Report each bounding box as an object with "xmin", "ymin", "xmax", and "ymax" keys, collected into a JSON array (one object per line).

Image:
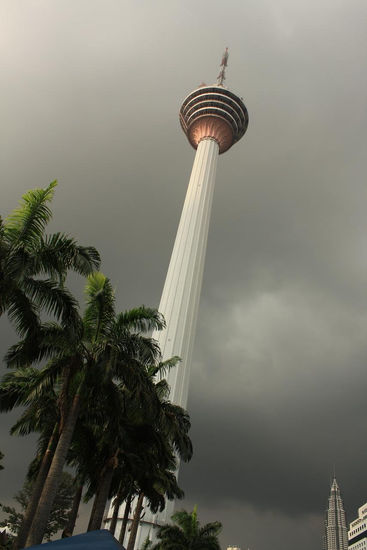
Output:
[{"xmin": 1, "ymin": 1, "xmax": 367, "ymax": 549}]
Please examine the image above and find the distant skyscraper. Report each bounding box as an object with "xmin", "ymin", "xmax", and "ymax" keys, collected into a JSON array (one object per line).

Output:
[
  {"xmin": 348, "ymin": 502, "xmax": 367, "ymax": 550},
  {"xmin": 106, "ymin": 50, "xmax": 249, "ymax": 548},
  {"xmin": 324, "ymin": 478, "xmax": 348, "ymax": 550}
]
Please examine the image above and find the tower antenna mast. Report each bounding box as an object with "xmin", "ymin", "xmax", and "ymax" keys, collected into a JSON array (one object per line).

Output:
[{"xmin": 217, "ymin": 47, "xmax": 229, "ymax": 86}]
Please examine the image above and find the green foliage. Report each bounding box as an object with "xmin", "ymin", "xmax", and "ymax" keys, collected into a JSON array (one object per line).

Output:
[
  {"xmin": 0, "ymin": 181, "xmax": 100, "ymax": 336},
  {"xmin": 0, "ymin": 472, "xmax": 75, "ymax": 541},
  {"xmin": 153, "ymin": 507, "xmax": 222, "ymax": 550},
  {"xmin": 5, "ymin": 182, "xmax": 57, "ymax": 248},
  {"xmin": 0, "ymin": 251, "xmax": 192, "ymax": 543}
]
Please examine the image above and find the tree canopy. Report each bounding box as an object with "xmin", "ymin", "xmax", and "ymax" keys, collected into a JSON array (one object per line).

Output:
[
  {"xmin": 0, "ymin": 472, "xmax": 75, "ymax": 541},
  {"xmin": 0, "ymin": 183, "xmax": 197, "ymax": 550},
  {"xmin": 153, "ymin": 507, "xmax": 222, "ymax": 550}
]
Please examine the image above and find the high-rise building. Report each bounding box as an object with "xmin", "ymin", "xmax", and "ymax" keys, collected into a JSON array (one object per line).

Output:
[
  {"xmin": 106, "ymin": 50, "xmax": 249, "ymax": 548},
  {"xmin": 324, "ymin": 478, "xmax": 348, "ymax": 550},
  {"xmin": 348, "ymin": 503, "xmax": 367, "ymax": 550}
]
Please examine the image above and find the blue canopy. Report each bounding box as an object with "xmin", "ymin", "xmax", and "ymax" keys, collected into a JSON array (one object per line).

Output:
[{"xmin": 26, "ymin": 530, "xmax": 125, "ymax": 550}]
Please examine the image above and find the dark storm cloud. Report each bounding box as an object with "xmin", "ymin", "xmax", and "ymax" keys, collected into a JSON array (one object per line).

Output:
[
  {"xmin": 183, "ymin": 294, "xmax": 367, "ymax": 511},
  {"xmin": 1, "ymin": 1, "xmax": 367, "ymax": 549}
]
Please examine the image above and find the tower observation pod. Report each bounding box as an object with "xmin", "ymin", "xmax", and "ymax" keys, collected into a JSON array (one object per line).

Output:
[
  {"xmin": 105, "ymin": 50, "xmax": 249, "ymax": 549},
  {"xmin": 180, "ymin": 83, "xmax": 248, "ymax": 155}
]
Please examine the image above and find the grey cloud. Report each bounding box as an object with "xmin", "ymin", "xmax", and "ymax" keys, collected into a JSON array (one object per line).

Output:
[{"xmin": 1, "ymin": 1, "xmax": 367, "ymax": 549}]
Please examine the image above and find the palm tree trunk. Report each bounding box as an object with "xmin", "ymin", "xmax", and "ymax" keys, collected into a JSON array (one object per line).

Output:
[
  {"xmin": 86, "ymin": 491, "xmax": 99, "ymax": 529},
  {"xmin": 109, "ymin": 491, "xmax": 123, "ymax": 536},
  {"xmin": 118, "ymin": 493, "xmax": 132, "ymax": 545},
  {"xmin": 57, "ymin": 364, "xmax": 72, "ymax": 434},
  {"xmin": 62, "ymin": 482, "xmax": 83, "ymax": 537},
  {"xmin": 25, "ymin": 389, "xmax": 82, "ymax": 547},
  {"xmin": 127, "ymin": 492, "xmax": 144, "ymax": 550},
  {"xmin": 15, "ymin": 423, "xmax": 59, "ymax": 550},
  {"xmin": 87, "ymin": 454, "xmax": 117, "ymax": 532}
]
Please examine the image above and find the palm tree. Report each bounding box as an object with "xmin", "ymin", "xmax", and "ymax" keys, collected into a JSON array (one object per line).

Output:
[
  {"xmin": 61, "ymin": 478, "xmax": 84, "ymax": 537},
  {"xmin": 126, "ymin": 462, "xmax": 184, "ymax": 550},
  {"xmin": 0, "ymin": 365, "xmax": 62, "ymax": 549},
  {"xmin": 21, "ymin": 273, "xmax": 165, "ymax": 546},
  {"xmin": 83, "ymin": 354, "xmax": 192, "ymax": 536},
  {"xmin": 1, "ymin": 271, "xmax": 179, "ymax": 547},
  {"xmin": 108, "ymin": 482, "xmax": 125, "ymax": 536},
  {"xmin": 153, "ymin": 507, "xmax": 222, "ymax": 550},
  {"xmin": 0, "ymin": 180, "xmax": 100, "ymax": 336}
]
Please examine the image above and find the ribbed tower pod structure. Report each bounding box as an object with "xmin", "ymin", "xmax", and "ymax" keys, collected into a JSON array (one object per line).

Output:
[
  {"xmin": 105, "ymin": 50, "xmax": 249, "ymax": 549},
  {"xmin": 324, "ymin": 478, "xmax": 348, "ymax": 550}
]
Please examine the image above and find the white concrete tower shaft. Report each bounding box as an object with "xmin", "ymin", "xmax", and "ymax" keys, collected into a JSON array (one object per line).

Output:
[
  {"xmin": 154, "ymin": 136, "xmax": 219, "ymax": 408},
  {"xmin": 123, "ymin": 138, "xmax": 220, "ymax": 548}
]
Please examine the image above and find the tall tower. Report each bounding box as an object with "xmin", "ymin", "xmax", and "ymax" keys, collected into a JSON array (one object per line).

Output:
[
  {"xmin": 324, "ymin": 477, "xmax": 348, "ymax": 550},
  {"xmin": 107, "ymin": 50, "xmax": 249, "ymax": 548},
  {"xmin": 153, "ymin": 49, "xmax": 248, "ymax": 410}
]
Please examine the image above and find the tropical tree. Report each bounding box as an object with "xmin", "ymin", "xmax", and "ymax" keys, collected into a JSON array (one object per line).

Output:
[
  {"xmin": 126, "ymin": 461, "xmax": 184, "ymax": 550},
  {"xmin": 0, "ymin": 472, "xmax": 75, "ymax": 541},
  {"xmin": 7, "ymin": 273, "xmax": 165, "ymax": 547},
  {"xmin": 0, "ymin": 365, "xmax": 65, "ymax": 549},
  {"xmin": 153, "ymin": 507, "xmax": 222, "ymax": 550},
  {"xmin": 85, "ymin": 357, "xmax": 192, "ymax": 535},
  {"xmin": 1, "ymin": 271, "xmax": 191, "ymax": 547},
  {"xmin": 0, "ymin": 362, "xmax": 88, "ymax": 545},
  {"xmin": 0, "ymin": 180, "xmax": 100, "ymax": 336}
]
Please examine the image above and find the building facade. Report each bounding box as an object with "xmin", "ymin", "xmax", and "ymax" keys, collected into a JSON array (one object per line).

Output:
[
  {"xmin": 348, "ymin": 503, "xmax": 367, "ymax": 550},
  {"xmin": 324, "ymin": 478, "xmax": 348, "ymax": 550}
]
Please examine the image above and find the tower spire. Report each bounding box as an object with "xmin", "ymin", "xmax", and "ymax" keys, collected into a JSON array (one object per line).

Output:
[
  {"xmin": 217, "ymin": 47, "xmax": 229, "ymax": 86},
  {"xmin": 324, "ymin": 477, "xmax": 348, "ymax": 550}
]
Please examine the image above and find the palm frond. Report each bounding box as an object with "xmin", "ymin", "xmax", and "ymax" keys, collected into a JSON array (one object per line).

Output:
[
  {"xmin": 83, "ymin": 272, "xmax": 115, "ymax": 342},
  {"xmin": 5, "ymin": 323, "xmax": 68, "ymax": 368},
  {"xmin": 71, "ymin": 245, "xmax": 101, "ymax": 275},
  {"xmin": 114, "ymin": 307, "xmax": 165, "ymax": 334},
  {"xmin": 21, "ymin": 277, "xmax": 81, "ymax": 330},
  {"xmin": 147, "ymin": 356, "xmax": 181, "ymax": 379},
  {"xmin": 4, "ymin": 181, "xmax": 57, "ymax": 249},
  {"xmin": 112, "ymin": 333, "xmax": 161, "ymax": 366},
  {"xmin": 0, "ymin": 366, "xmax": 57, "ymax": 412},
  {"xmin": 3, "ymin": 247, "xmax": 31, "ymax": 281},
  {"xmin": 10, "ymin": 395, "xmax": 57, "ymax": 436},
  {"xmin": 32, "ymin": 233, "xmax": 100, "ymax": 279},
  {"xmin": 158, "ymin": 402, "xmax": 192, "ymax": 462},
  {"xmin": 153, "ymin": 379, "xmax": 170, "ymax": 401},
  {"xmin": 6, "ymin": 288, "xmax": 40, "ymax": 336},
  {"xmin": 198, "ymin": 521, "xmax": 222, "ymax": 539}
]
